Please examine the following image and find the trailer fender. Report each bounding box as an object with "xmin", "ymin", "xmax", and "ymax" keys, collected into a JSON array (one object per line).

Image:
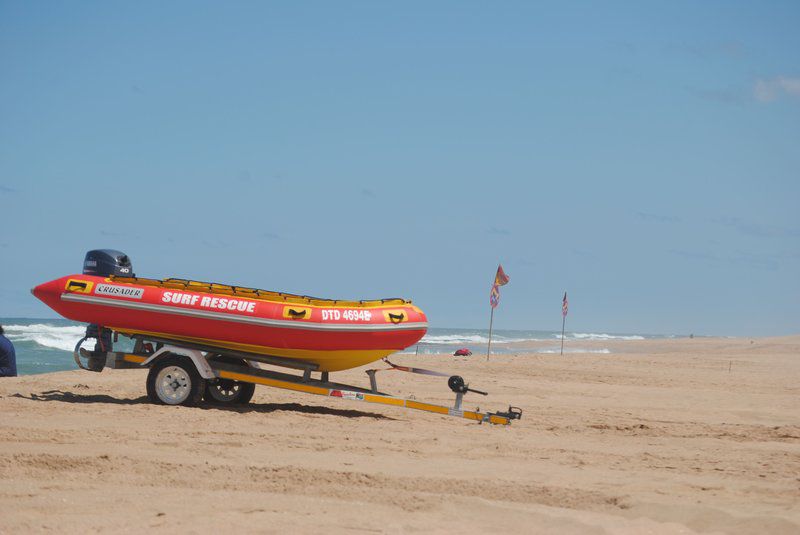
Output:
[{"xmin": 141, "ymin": 345, "xmax": 216, "ymax": 379}]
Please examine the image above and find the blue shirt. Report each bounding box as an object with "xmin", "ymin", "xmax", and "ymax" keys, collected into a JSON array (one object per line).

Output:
[{"xmin": 0, "ymin": 335, "xmax": 17, "ymax": 377}]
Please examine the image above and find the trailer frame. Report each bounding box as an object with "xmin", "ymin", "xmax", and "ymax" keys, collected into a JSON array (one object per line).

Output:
[{"xmin": 74, "ymin": 335, "xmax": 522, "ymax": 426}]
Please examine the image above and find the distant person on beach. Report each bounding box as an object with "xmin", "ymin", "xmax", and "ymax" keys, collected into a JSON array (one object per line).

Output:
[{"xmin": 0, "ymin": 325, "xmax": 17, "ymax": 377}]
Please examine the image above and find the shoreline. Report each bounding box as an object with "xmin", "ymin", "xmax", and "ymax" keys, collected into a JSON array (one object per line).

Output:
[{"xmin": 6, "ymin": 333, "xmax": 799, "ymax": 378}]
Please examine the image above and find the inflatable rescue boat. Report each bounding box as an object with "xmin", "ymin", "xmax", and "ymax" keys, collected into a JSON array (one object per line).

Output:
[{"xmin": 32, "ymin": 250, "xmax": 428, "ymax": 371}]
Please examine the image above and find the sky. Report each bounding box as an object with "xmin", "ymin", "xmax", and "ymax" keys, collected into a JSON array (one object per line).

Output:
[{"xmin": 1, "ymin": 1, "xmax": 798, "ymax": 336}]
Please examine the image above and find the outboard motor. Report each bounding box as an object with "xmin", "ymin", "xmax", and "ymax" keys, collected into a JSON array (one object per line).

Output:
[
  {"xmin": 81, "ymin": 249, "xmax": 135, "ymax": 370},
  {"xmin": 83, "ymin": 249, "xmax": 135, "ymax": 277}
]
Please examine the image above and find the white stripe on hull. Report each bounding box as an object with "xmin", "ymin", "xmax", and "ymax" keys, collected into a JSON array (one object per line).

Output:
[{"xmin": 60, "ymin": 293, "xmax": 428, "ymax": 333}]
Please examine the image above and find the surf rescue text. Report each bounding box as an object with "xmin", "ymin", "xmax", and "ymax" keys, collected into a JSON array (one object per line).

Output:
[{"xmin": 162, "ymin": 291, "xmax": 256, "ymax": 313}]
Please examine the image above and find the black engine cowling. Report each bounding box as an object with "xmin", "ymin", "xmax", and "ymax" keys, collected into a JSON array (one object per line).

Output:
[{"xmin": 83, "ymin": 249, "xmax": 134, "ymax": 278}]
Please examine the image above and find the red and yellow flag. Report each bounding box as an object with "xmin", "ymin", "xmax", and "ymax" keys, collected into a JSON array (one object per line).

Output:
[
  {"xmin": 494, "ymin": 264, "xmax": 510, "ymax": 286},
  {"xmin": 489, "ymin": 264, "xmax": 510, "ymax": 308}
]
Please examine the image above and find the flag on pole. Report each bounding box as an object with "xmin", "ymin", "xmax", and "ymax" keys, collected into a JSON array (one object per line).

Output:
[
  {"xmin": 494, "ymin": 264, "xmax": 510, "ymax": 286},
  {"xmin": 490, "ymin": 284, "xmax": 501, "ymax": 308},
  {"xmin": 489, "ymin": 264, "xmax": 510, "ymax": 309}
]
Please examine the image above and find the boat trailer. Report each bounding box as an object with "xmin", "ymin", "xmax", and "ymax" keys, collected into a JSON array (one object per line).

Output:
[{"xmin": 74, "ymin": 334, "xmax": 523, "ymax": 426}]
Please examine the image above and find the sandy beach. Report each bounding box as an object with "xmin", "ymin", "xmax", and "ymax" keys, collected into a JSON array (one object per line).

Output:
[{"xmin": 1, "ymin": 336, "xmax": 798, "ymax": 534}]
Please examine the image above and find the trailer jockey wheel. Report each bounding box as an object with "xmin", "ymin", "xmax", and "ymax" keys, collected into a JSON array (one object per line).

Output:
[
  {"xmin": 203, "ymin": 357, "xmax": 256, "ymax": 405},
  {"xmin": 447, "ymin": 375, "xmax": 489, "ymax": 396},
  {"xmin": 146, "ymin": 355, "xmax": 205, "ymax": 406},
  {"xmin": 448, "ymin": 375, "xmax": 468, "ymax": 393}
]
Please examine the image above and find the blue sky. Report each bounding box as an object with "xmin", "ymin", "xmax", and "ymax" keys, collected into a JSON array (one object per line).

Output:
[{"xmin": 1, "ymin": 1, "xmax": 798, "ymax": 336}]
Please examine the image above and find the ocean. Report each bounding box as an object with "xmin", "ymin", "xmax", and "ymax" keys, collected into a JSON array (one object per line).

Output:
[{"xmin": 0, "ymin": 318, "xmax": 667, "ymax": 376}]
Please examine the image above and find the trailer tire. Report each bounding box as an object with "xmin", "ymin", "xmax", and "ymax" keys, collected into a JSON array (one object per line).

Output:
[
  {"xmin": 146, "ymin": 355, "xmax": 205, "ymax": 406},
  {"xmin": 204, "ymin": 357, "xmax": 256, "ymax": 405}
]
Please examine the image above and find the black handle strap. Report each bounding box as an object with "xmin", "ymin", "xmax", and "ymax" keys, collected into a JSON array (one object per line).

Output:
[
  {"xmin": 288, "ymin": 308, "xmax": 307, "ymax": 318},
  {"xmin": 388, "ymin": 312, "xmax": 405, "ymax": 323}
]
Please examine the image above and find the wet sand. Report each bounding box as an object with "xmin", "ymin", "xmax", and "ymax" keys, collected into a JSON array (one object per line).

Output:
[{"xmin": 1, "ymin": 336, "xmax": 798, "ymax": 534}]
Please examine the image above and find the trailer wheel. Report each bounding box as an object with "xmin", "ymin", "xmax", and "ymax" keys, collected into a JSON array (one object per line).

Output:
[
  {"xmin": 204, "ymin": 357, "xmax": 256, "ymax": 405},
  {"xmin": 146, "ymin": 355, "xmax": 205, "ymax": 406},
  {"xmin": 204, "ymin": 379, "xmax": 256, "ymax": 405}
]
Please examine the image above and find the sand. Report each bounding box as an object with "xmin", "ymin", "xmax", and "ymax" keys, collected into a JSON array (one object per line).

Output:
[{"xmin": 1, "ymin": 336, "xmax": 798, "ymax": 534}]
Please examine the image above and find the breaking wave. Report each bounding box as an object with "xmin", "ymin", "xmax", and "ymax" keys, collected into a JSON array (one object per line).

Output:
[
  {"xmin": 3, "ymin": 323, "xmax": 85, "ymax": 352},
  {"xmin": 420, "ymin": 333, "xmax": 537, "ymax": 345},
  {"xmin": 422, "ymin": 331, "xmax": 647, "ymax": 345},
  {"xmin": 560, "ymin": 333, "xmax": 646, "ymax": 341}
]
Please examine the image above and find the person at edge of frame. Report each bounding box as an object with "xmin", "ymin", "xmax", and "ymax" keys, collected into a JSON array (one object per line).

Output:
[{"xmin": 0, "ymin": 324, "xmax": 18, "ymax": 377}]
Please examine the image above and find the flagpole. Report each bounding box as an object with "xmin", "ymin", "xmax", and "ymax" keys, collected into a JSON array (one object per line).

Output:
[
  {"xmin": 487, "ymin": 264, "xmax": 508, "ymax": 361},
  {"xmin": 560, "ymin": 291, "xmax": 568, "ymax": 355},
  {"xmin": 487, "ymin": 306, "xmax": 495, "ymax": 361}
]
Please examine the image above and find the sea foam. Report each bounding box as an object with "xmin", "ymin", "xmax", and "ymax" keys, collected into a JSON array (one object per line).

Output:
[
  {"xmin": 421, "ymin": 334, "xmax": 540, "ymax": 345},
  {"xmin": 560, "ymin": 332, "xmax": 646, "ymax": 341},
  {"xmin": 4, "ymin": 323, "xmax": 86, "ymax": 352}
]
